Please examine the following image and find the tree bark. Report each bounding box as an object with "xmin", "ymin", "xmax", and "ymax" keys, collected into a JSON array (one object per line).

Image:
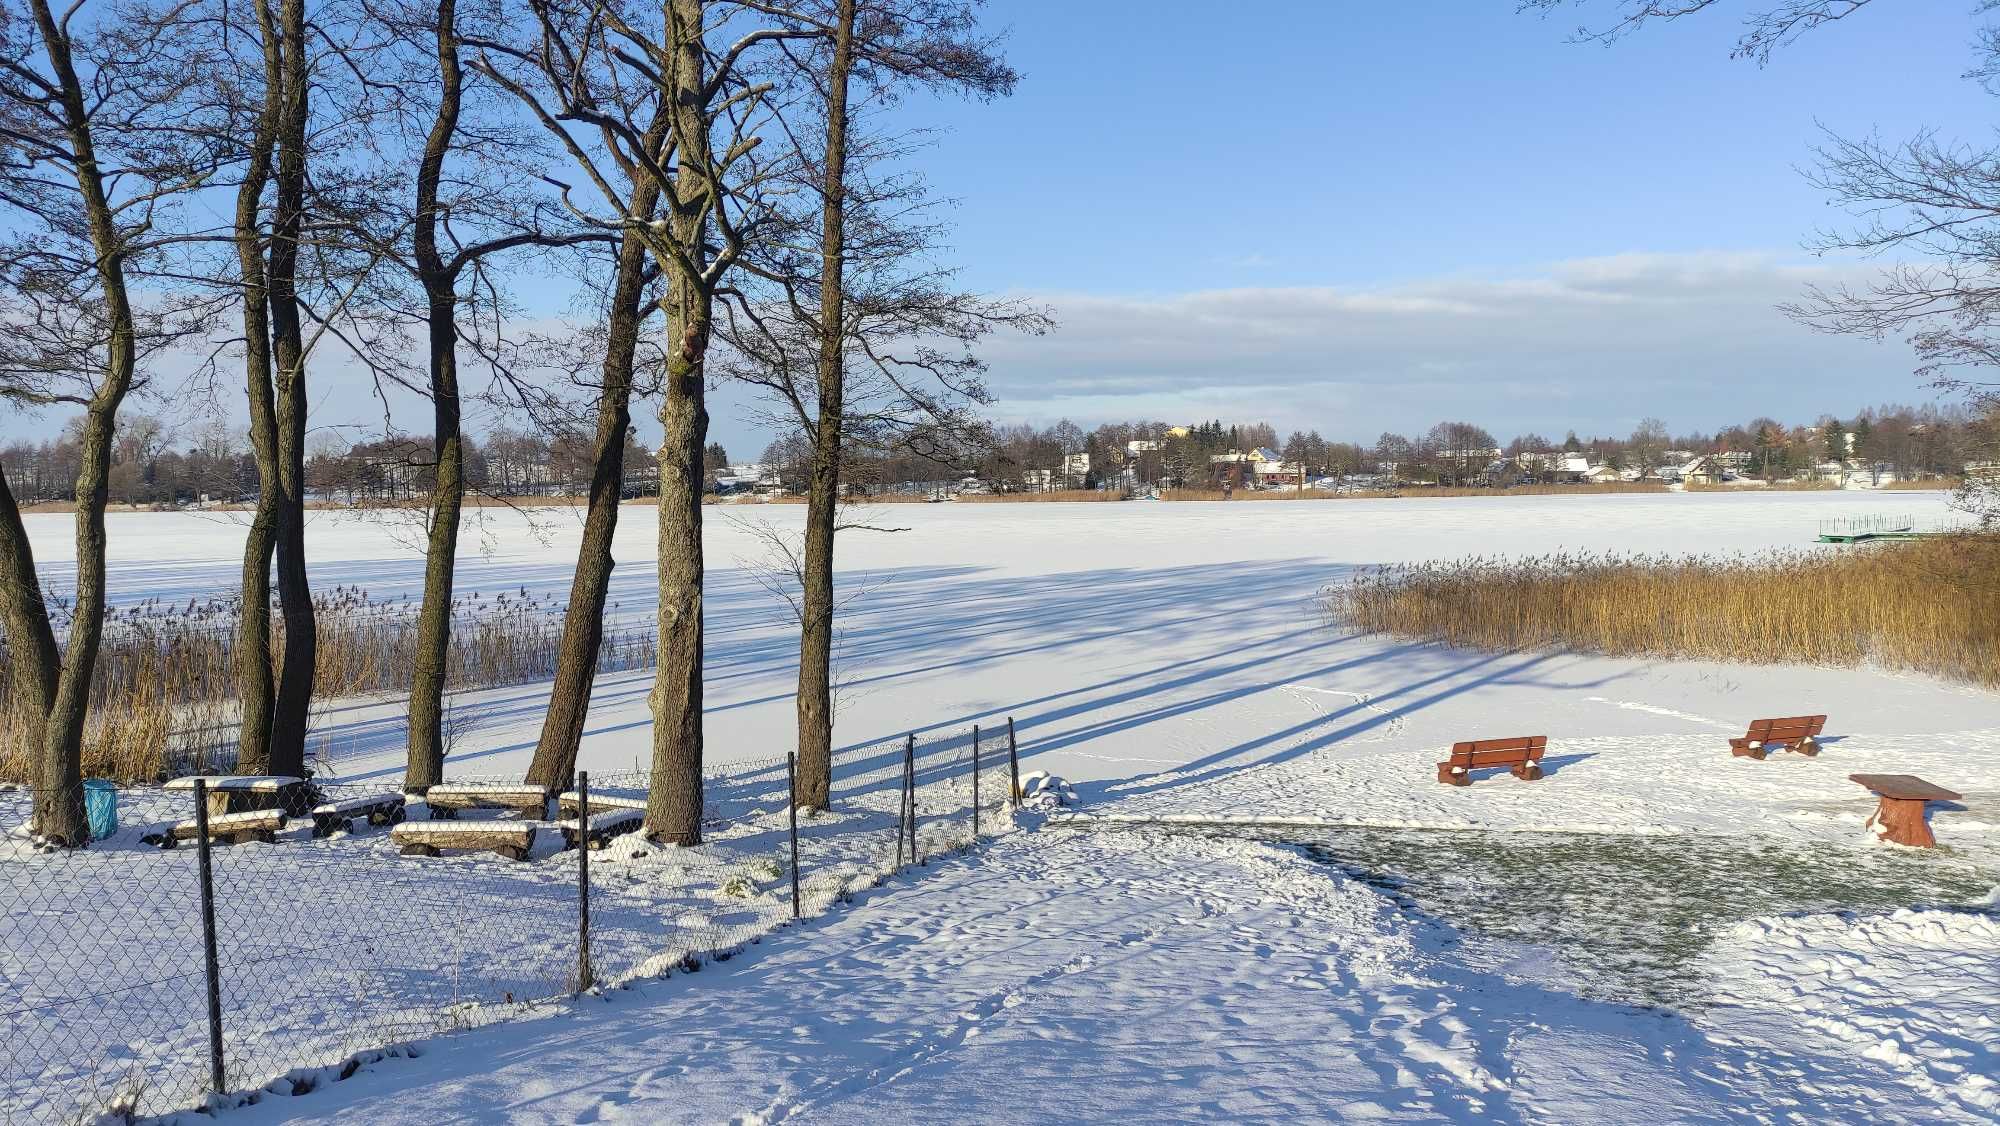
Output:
[
  {"xmin": 0, "ymin": 470, "xmax": 59, "ymax": 823},
  {"xmin": 793, "ymin": 0, "xmax": 856, "ymax": 811},
  {"xmin": 405, "ymin": 0, "xmax": 466, "ymax": 793},
  {"xmin": 233, "ymin": 0, "xmax": 284, "ymax": 776},
  {"xmin": 643, "ymin": 0, "xmax": 713, "ymax": 846},
  {"xmin": 267, "ymin": 0, "xmax": 315, "ymax": 779},
  {"xmin": 523, "ymin": 171, "xmax": 662, "ymax": 790}
]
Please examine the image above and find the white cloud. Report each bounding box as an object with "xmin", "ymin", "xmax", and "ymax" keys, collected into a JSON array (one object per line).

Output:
[{"xmin": 971, "ymin": 250, "xmax": 1933, "ymax": 440}]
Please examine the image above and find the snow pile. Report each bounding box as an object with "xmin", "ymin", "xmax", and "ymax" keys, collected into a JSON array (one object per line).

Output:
[
  {"xmin": 1016, "ymin": 771, "xmax": 1077, "ymax": 810},
  {"xmin": 1702, "ymin": 906, "xmax": 2000, "ymax": 1117}
]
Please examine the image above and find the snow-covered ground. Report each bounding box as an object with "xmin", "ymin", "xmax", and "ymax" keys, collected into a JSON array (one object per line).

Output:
[{"xmin": 5, "ymin": 491, "xmax": 1997, "ymax": 1123}]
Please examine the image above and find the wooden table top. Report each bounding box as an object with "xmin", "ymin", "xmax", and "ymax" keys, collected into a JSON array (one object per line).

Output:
[{"xmin": 1849, "ymin": 774, "xmax": 1963, "ymax": 802}]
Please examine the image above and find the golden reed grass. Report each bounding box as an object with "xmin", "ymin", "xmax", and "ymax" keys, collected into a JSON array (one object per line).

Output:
[
  {"xmin": 0, "ymin": 587, "xmax": 657, "ymax": 782},
  {"xmin": 1330, "ymin": 535, "xmax": 2000, "ymax": 688},
  {"xmin": 1163, "ymin": 482, "xmax": 1669, "ymax": 502}
]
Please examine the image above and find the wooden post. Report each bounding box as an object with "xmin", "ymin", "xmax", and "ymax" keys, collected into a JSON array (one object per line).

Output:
[
  {"xmin": 575, "ymin": 770, "xmax": 593, "ymax": 992},
  {"xmin": 1007, "ymin": 716, "xmax": 1021, "ymax": 807},
  {"xmin": 192, "ymin": 780, "xmax": 226, "ymax": 1095},
  {"xmin": 786, "ymin": 752, "xmax": 802, "ymax": 919},
  {"xmin": 971, "ymin": 724, "xmax": 981, "ymax": 841}
]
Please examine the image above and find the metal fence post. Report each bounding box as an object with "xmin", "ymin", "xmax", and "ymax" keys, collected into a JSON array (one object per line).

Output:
[
  {"xmin": 905, "ymin": 733, "xmax": 919, "ymax": 865},
  {"xmin": 894, "ymin": 738, "xmax": 908, "ymax": 869},
  {"xmin": 971, "ymin": 724, "xmax": 980, "ymax": 841},
  {"xmin": 1007, "ymin": 716, "xmax": 1021, "ymax": 808},
  {"xmin": 575, "ymin": 770, "xmax": 593, "ymax": 993},
  {"xmin": 786, "ymin": 752, "xmax": 802, "ymax": 920},
  {"xmin": 192, "ymin": 780, "xmax": 226, "ymax": 1095}
]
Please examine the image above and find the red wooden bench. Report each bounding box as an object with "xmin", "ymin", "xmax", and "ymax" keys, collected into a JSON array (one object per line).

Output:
[
  {"xmin": 1729, "ymin": 715, "xmax": 1826, "ymax": 760},
  {"xmin": 1850, "ymin": 774, "xmax": 1962, "ymax": 848},
  {"xmin": 1436, "ymin": 736, "xmax": 1546, "ymax": 786}
]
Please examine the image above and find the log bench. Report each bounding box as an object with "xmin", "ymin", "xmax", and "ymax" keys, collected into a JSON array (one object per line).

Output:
[
  {"xmin": 420, "ymin": 784, "xmax": 549, "ymax": 820},
  {"xmin": 392, "ymin": 820, "xmax": 537, "ymax": 861},
  {"xmin": 310, "ymin": 793, "xmax": 406, "ymax": 837},
  {"xmin": 165, "ymin": 774, "xmax": 307, "ymax": 817},
  {"xmin": 1437, "ymin": 736, "xmax": 1546, "ymax": 786},
  {"xmin": 151, "ymin": 809, "xmax": 287, "ymax": 848},
  {"xmin": 556, "ymin": 790, "xmax": 648, "ymax": 819},
  {"xmin": 1850, "ymin": 774, "xmax": 1962, "ymax": 849},
  {"xmin": 1730, "ymin": 715, "xmax": 1827, "ymax": 760},
  {"xmin": 558, "ymin": 808, "xmax": 645, "ymax": 851}
]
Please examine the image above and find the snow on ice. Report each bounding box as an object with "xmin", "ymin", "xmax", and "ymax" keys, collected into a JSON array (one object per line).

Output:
[{"xmin": 4, "ymin": 491, "xmax": 1996, "ymax": 1123}]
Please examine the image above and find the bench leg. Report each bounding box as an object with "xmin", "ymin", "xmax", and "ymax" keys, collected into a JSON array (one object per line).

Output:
[
  {"xmin": 1729, "ymin": 741, "xmax": 1766, "ymax": 760},
  {"xmin": 1790, "ymin": 739, "xmax": 1819, "ymax": 758},
  {"xmin": 1436, "ymin": 764, "xmax": 1468, "ymax": 786},
  {"xmin": 399, "ymin": 843, "xmax": 441, "ymax": 858},
  {"xmin": 496, "ymin": 845, "xmax": 530, "ymax": 862},
  {"xmin": 1512, "ymin": 762, "xmax": 1543, "ymax": 781},
  {"xmin": 1871, "ymin": 797, "xmax": 1938, "ymax": 848}
]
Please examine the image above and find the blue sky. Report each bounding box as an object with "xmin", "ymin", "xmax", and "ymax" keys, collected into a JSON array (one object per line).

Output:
[{"xmin": 21, "ymin": 0, "xmax": 1997, "ymax": 458}]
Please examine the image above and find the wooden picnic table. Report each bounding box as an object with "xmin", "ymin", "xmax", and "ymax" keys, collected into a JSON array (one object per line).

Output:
[
  {"xmin": 164, "ymin": 775, "xmax": 305, "ymax": 817},
  {"xmin": 1849, "ymin": 773, "xmax": 1963, "ymax": 849}
]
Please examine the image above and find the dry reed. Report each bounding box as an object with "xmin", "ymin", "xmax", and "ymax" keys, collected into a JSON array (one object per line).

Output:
[
  {"xmin": 1330, "ymin": 535, "xmax": 2000, "ymax": 688},
  {"xmin": 957, "ymin": 489, "xmax": 1126, "ymax": 503},
  {"xmin": 1163, "ymin": 482, "xmax": 1669, "ymax": 502},
  {"xmin": 0, "ymin": 587, "xmax": 657, "ymax": 783}
]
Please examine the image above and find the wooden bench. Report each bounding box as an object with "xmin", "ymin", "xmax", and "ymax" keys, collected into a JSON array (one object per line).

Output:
[
  {"xmin": 391, "ymin": 820, "xmax": 537, "ymax": 861},
  {"xmin": 151, "ymin": 809, "xmax": 287, "ymax": 848},
  {"xmin": 558, "ymin": 808, "xmax": 645, "ymax": 851},
  {"xmin": 556, "ymin": 790, "xmax": 648, "ymax": 819},
  {"xmin": 1850, "ymin": 774, "xmax": 1962, "ymax": 848},
  {"xmin": 1436, "ymin": 736, "xmax": 1546, "ymax": 786},
  {"xmin": 1729, "ymin": 715, "xmax": 1826, "ymax": 760},
  {"xmin": 165, "ymin": 774, "xmax": 306, "ymax": 817},
  {"xmin": 309, "ymin": 793, "xmax": 406, "ymax": 837},
  {"xmin": 421, "ymin": 784, "xmax": 549, "ymax": 820}
]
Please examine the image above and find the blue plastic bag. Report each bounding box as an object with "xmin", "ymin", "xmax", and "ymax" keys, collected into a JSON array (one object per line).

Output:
[{"xmin": 82, "ymin": 779, "xmax": 117, "ymax": 842}]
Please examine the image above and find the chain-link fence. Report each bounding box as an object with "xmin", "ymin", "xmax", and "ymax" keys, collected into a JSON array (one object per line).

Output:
[{"xmin": 0, "ymin": 720, "xmax": 1022, "ymax": 1124}]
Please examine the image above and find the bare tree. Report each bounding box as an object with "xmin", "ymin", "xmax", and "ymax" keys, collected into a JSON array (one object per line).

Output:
[
  {"xmin": 471, "ymin": 0, "xmax": 802, "ymax": 843},
  {"xmin": 0, "ymin": 0, "xmax": 223, "ymax": 840},
  {"xmin": 1521, "ymin": 0, "xmax": 1880, "ymax": 63},
  {"xmin": 717, "ymin": 0, "xmax": 1042, "ymax": 807},
  {"xmin": 332, "ymin": 0, "xmax": 592, "ymax": 791}
]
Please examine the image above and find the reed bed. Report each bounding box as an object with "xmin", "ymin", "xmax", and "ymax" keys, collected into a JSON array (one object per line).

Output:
[
  {"xmin": 1163, "ymin": 482, "xmax": 1669, "ymax": 502},
  {"xmin": 1881, "ymin": 478, "xmax": 1961, "ymax": 491},
  {"xmin": 957, "ymin": 489, "xmax": 1126, "ymax": 503},
  {"xmin": 0, "ymin": 587, "xmax": 657, "ymax": 783},
  {"xmin": 1330, "ymin": 535, "xmax": 2000, "ymax": 688},
  {"xmin": 1683, "ymin": 479, "xmax": 1840, "ymax": 492}
]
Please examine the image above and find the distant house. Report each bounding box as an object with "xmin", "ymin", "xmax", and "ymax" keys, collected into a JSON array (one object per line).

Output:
[{"xmin": 1675, "ymin": 456, "xmax": 1728, "ymax": 485}]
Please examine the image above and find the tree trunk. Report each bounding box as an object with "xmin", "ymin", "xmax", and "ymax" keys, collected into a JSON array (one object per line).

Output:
[
  {"xmin": 24, "ymin": 0, "xmax": 142, "ymax": 844},
  {"xmin": 405, "ymin": 0, "xmax": 465, "ymax": 793},
  {"xmin": 523, "ymin": 173, "xmax": 661, "ymax": 790},
  {"xmin": 643, "ymin": 0, "xmax": 712, "ymax": 846},
  {"xmin": 793, "ymin": 0, "xmax": 856, "ymax": 811},
  {"xmin": 645, "ymin": 280, "xmax": 709, "ymax": 846},
  {"xmin": 234, "ymin": 0, "xmax": 283, "ymax": 775},
  {"xmin": 267, "ymin": 0, "xmax": 315, "ymax": 779},
  {"xmin": 0, "ymin": 469, "xmax": 60, "ymax": 826},
  {"xmin": 404, "ymin": 296, "xmax": 461, "ymax": 791}
]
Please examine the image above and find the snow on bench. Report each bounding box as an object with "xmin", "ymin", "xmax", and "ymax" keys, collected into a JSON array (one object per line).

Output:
[
  {"xmin": 557, "ymin": 808, "xmax": 645, "ymax": 851},
  {"xmin": 392, "ymin": 819, "xmax": 537, "ymax": 861},
  {"xmin": 164, "ymin": 774, "xmax": 302, "ymax": 792},
  {"xmin": 165, "ymin": 774, "xmax": 307, "ymax": 816},
  {"xmin": 421, "ymin": 783, "xmax": 549, "ymax": 820},
  {"xmin": 151, "ymin": 808, "xmax": 288, "ymax": 848},
  {"xmin": 309, "ymin": 793, "xmax": 406, "ymax": 837},
  {"xmin": 557, "ymin": 790, "xmax": 648, "ymax": 818}
]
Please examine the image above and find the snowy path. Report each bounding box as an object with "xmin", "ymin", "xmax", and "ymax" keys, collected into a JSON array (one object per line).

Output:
[{"xmin": 217, "ymin": 829, "xmax": 1986, "ymax": 1125}]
